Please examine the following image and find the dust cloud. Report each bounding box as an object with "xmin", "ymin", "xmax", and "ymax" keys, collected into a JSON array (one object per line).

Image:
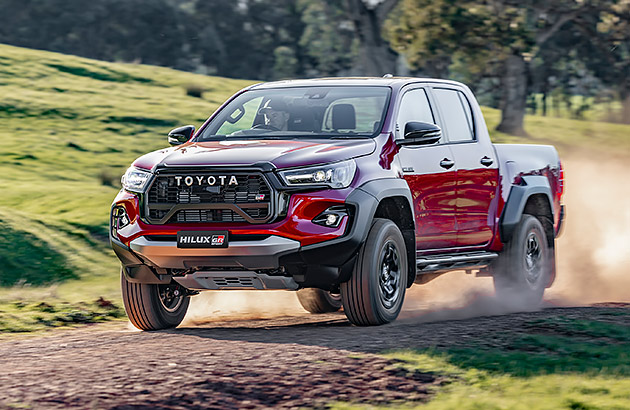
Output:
[
  {"xmin": 182, "ymin": 290, "xmax": 306, "ymax": 325},
  {"xmin": 547, "ymin": 150, "xmax": 630, "ymax": 304},
  {"xmin": 182, "ymin": 149, "xmax": 630, "ymax": 325}
]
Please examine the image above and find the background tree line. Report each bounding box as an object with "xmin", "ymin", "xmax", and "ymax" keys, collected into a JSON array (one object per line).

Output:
[{"xmin": 0, "ymin": 0, "xmax": 628, "ymax": 135}]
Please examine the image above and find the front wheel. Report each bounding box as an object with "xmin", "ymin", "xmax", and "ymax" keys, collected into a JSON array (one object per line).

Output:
[
  {"xmin": 492, "ymin": 214, "xmax": 551, "ymax": 306},
  {"xmin": 121, "ymin": 269, "xmax": 190, "ymax": 331},
  {"xmin": 296, "ymin": 288, "xmax": 342, "ymax": 313},
  {"xmin": 341, "ymin": 218, "xmax": 408, "ymax": 326}
]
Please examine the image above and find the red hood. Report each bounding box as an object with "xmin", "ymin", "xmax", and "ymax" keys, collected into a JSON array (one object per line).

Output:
[{"xmin": 132, "ymin": 138, "xmax": 377, "ymax": 171}]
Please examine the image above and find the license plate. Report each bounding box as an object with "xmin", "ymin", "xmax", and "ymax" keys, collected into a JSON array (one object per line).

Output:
[{"xmin": 177, "ymin": 231, "xmax": 229, "ymax": 248}]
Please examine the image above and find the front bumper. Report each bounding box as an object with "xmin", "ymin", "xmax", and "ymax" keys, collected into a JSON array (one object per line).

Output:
[
  {"xmin": 111, "ymin": 185, "xmax": 379, "ymax": 289},
  {"xmin": 129, "ymin": 235, "xmax": 300, "ymax": 269}
]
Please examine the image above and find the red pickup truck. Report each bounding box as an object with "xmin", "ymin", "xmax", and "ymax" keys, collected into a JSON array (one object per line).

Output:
[{"xmin": 110, "ymin": 77, "xmax": 565, "ymax": 330}]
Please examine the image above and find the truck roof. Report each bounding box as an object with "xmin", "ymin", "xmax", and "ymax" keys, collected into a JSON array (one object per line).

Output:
[{"xmin": 249, "ymin": 77, "xmax": 466, "ymax": 91}]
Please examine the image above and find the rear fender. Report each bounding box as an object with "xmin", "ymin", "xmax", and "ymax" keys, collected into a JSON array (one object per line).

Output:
[{"xmin": 500, "ymin": 175, "xmax": 554, "ymax": 243}]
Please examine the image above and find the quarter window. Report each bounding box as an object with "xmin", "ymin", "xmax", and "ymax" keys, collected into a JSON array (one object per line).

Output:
[{"xmin": 433, "ymin": 88, "xmax": 475, "ymax": 142}]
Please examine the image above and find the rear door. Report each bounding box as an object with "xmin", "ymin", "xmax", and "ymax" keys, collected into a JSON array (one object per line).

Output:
[
  {"xmin": 395, "ymin": 87, "xmax": 458, "ymax": 250},
  {"xmin": 431, "ymin": 87, "xmax": 499, "ymax": 248}
]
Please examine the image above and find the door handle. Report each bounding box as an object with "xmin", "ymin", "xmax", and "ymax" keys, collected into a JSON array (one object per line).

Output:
[
  {"xmin": 480, "ymin": 156, "xmax": 493, "ymax": 167},
  {"xmin": 440, "ymin": 158, "xmax": 455, "ymax": 169}
]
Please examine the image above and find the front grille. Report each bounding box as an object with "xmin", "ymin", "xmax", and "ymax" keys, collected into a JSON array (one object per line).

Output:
[{"xmin": 145, "ymin": 172, "xmax": 273, "ymax": 224}]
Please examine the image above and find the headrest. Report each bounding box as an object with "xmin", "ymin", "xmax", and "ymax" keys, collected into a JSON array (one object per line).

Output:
[
  {"xmin": 332, "ymin": 104, "xmax": 356, "ymax": 130},
  {"xmin": 259, "ymin": 98, "xmax": 289, "ymax": 114}
]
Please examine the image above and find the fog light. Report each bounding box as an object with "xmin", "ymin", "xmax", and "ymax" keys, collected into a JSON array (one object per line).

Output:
[
  {"xmin": 313, "ymin": 205, "xmax": 348, "ymax": 228},
  {"xmin": 111, "ymin": 206, "xmax": 130, "ymax": 238},
  {"xmin": 325, "ymin": 214, "xmax": 338, "ymax": 226}
]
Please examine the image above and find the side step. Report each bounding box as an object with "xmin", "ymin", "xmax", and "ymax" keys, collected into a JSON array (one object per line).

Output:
[{"xmin": 416, "ymin": 251, "xmax": 498, "ymax": 274}]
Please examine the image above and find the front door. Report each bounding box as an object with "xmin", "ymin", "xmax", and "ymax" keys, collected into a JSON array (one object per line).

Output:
[{"xmin": 395, "ymin": 88, "xmax": 458, "ymax": 251}]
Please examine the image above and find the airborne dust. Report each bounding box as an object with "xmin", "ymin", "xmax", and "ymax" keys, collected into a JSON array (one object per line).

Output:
[{"xmin": 182, "ymin": 150, "xmax": 630, "ymax": 325}]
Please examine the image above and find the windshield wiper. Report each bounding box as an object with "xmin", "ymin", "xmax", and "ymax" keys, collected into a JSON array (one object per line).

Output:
[{"xmin": 328, "ymin": 135, "xmax": 371, "ymax": 139}]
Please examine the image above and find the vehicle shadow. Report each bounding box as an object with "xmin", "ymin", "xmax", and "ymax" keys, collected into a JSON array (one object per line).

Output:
[
  {"xmin": 165, "ymin": 308, "xmax": 544, "ymax": 354},
  {"xmin": 164, "ymin": 306, "xmax": 630, "ymax": 378}
]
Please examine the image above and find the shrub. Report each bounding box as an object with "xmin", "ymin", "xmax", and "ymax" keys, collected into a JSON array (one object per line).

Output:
[{"xmin": 185, "ymin": 83, "xmax": 205, "ymax": 98}]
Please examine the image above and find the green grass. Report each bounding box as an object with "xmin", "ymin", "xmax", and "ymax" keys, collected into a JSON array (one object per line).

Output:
[
  {"xmin": 0, "ymin": 298, "xmax": 125, "ymax": 333},
  {"xmin": 332, "ymin": 313, "xmax": 630, "ymax": 409}
]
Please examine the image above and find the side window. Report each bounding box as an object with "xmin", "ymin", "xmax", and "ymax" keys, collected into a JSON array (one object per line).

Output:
[
  {"xmin": 396, "ymin": 88, "xmax": 436, "ymax": 140},
  {"xmin": 433, "ymin": 88, "xmax": 474, "ymax": 142}
]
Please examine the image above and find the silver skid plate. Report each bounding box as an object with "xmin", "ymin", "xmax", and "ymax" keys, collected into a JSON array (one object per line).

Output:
[{"xmin": 173, "ymin": 270, "xmax": 299, "ymax": 290}]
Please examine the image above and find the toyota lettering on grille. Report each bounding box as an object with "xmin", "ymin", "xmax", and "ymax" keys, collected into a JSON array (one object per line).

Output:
[{"xmin": 174, "ymin": 175, "xmax": 239, "ymax": 187}]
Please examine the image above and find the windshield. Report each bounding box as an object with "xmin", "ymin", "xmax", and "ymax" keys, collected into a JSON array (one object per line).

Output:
[{"xmin": 195, "ymin": 86, "xmax": 391, "ymax": 141}]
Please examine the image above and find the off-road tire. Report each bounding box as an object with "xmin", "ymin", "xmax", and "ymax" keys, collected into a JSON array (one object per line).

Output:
[
  {"xmin": 296, "ymin": 288, "xmax": 342, "ymax": 313},
  {"xmin": 341, "ymin": 218, "xmax": 407, "ymax": 326},
  {"xmin": 492, "ymin": 214, "xmax": 551, "ymax": 306},
  {"xmin": 121, "ymin": 269, "xmax": 190, "ymax": 331}
]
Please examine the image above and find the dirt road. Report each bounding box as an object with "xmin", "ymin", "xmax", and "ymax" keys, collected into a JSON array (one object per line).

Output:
[{"xmin": 1, "ymin": 305, "xmax": 628, "ymax": 409}]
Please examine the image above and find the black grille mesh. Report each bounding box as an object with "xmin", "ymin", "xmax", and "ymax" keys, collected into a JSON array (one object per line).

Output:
[{"xmin": 146, "ymin": 173, "xmax": 272, "ymax": 224}]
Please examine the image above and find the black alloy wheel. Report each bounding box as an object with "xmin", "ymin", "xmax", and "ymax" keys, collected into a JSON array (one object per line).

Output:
[
  {"xmin": 157, "ymin": 283, "xmax": 186, "ymax": 313},
  {"xmin": 378, "ymin": 242, "xmax": 402, "ymax": 310},
  {"xmin": 493, "ymin": 214, "xmax": 551, "ymax": 306},
  {"xmin": 341, "ymin": 218, "xmax": 408, "ymax": 326},
  {"xmin": 121, "ymin": 269, "xmax": 190, "ymax": 331},
  {"xmin": 296, "ymin": 288, "xmax": 343, "ymax": 313}
]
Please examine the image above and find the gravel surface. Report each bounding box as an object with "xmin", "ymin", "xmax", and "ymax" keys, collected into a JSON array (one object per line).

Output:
[{"xmin": 0, "ymin": 306, "xmax": 628, "ymax": 409}]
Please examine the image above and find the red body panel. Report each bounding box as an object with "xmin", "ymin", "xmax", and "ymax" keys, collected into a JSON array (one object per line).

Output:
[
  {"xmin": 448, "ymin": 142, "xmax": 500, "ymax": 248},
  {"xmin": 398, "ymin": 145, "xmax": 458, "ymax": 250}
]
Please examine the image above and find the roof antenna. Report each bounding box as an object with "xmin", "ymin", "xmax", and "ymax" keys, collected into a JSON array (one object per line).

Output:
[{"xmin": 382, "ymin": 73, "xmax": 394, "ymax": 78}]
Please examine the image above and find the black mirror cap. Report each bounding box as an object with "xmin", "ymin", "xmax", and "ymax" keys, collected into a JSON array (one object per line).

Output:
[
  {"xmin": 397, "ymin": 121, "xmax": 442, "ymax": 146},
  {"xmin": 168, "ymin": 125, "xmax": 195, "ymax": 146}
]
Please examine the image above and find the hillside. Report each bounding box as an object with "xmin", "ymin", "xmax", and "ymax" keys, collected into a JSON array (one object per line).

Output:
[
  {"xmin": 0, "ymin": 43, "xmax": 628, "ymax": 331},
  {"xmin": 0, "ymin": 44, "xmax": 254, "ymax": 329}
]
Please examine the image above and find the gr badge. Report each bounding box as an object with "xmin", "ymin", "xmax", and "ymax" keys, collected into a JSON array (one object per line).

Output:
[{"xmin": 176, "ymin": 231, "xmax": 229, "ymax": 248}]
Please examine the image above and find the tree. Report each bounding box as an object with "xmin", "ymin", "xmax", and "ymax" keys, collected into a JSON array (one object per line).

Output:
[
  {"xmin": 386, "ymin": 0, "xmax": 585, "ymax": 136},
  {"xmin": 298, "ymin": 0, "xmax": 357, "ymax": 76},
  {"xmin": 574, "ymin": 2, "xmax": 630, "ymax": 123},
  {"xmin": 342, "ymin": 0, "xmax": 401, "ymax": 76}
]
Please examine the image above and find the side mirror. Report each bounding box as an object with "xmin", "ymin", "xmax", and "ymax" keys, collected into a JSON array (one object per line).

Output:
[
  {"xmin": 396, "ymin": 122, "xmax": 441, "ymax": 146},
  {"xmin": 168, "ymin": 125, "xmax": 195, "ymax": 146}
]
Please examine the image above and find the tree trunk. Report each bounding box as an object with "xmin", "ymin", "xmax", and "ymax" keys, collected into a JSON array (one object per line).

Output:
[
  {"xmin": 620, "ymin": 82, "xmax": 630, "ymax": 124},
  {"xmin": 622, "ymin": 97, "xmax": 630, "ymax": 124},
  {"xmin": 345, "ymin": 0, "xmax": 399, "ymax": 76},
  {"xmin": 496, "ymin": 54, "xmax": 528, "ymax": 137}
]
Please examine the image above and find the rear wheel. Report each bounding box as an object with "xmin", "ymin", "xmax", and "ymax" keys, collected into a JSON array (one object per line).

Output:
[
  {"xmin": 492, "ymin": 215, "xmax": 551, "ymax": 306},
  {"xmin": 296, "ymin": 288, "xmax": 342, "ymax": 313},
  {"xmin": 121, "ymin": 269, "xmax": 190, "ymax": 331},
  {"xmin": 341, "ymin": 218, "xmax": 407, "ymax": 326}
]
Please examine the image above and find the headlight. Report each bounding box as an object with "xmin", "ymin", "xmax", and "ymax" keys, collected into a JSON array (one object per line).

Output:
[
  {"xmin": 121, "ymin": 167, "xmax": 152, "ymax": 193},
  {"xmin": 279, "ymin": 160, "xmax": 356, "ymax": 189}
]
